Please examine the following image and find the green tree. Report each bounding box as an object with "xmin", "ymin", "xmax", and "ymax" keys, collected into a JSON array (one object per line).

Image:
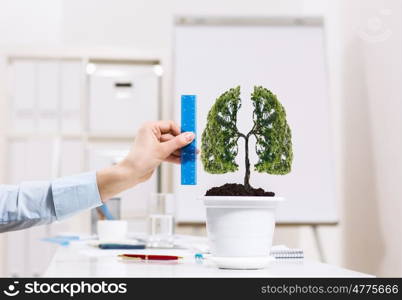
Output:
[{"xmin": 201, "ymin": 86, "xmax": 293, "ymax": 191}]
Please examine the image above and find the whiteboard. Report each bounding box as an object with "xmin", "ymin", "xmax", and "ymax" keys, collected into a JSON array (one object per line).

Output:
[{"xmin": 173, "ymin": 17, "xmax": 337, "ymax": 224}]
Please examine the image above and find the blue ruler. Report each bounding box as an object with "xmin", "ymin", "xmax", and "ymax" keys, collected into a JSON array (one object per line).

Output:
[{"xmin": 181, "ymin": 95, "xmax": 197, "ymax": 185}]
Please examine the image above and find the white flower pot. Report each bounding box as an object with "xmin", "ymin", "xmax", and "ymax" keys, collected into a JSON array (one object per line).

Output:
[{"xmin": 201, "ymin": 196, "xmax": 284, "ymax": 269}]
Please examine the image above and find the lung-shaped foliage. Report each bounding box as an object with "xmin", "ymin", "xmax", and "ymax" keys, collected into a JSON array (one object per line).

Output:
[
  {"xmin": 201, "ymin": 86, "xmax": 241, "ymax": 174},
  {"xmin": 251, "ymin": 86, "xmax": 293, "ymax": 175}
]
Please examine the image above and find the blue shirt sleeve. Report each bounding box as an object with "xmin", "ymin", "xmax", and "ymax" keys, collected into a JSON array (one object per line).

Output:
[{"xmin": 0, "ymin": 172, "xmax": 102, "ymax": 233}]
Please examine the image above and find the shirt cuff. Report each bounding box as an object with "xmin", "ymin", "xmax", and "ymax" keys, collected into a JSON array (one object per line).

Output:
[{"xmin": 52, "ymin": 172, "xmax": 102, "ymax": 220}]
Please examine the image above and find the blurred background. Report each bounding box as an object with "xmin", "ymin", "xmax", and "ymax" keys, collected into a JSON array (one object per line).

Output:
[{"xmin": 0, "ymin": 0, "xmax": 401, "ymax": 277}]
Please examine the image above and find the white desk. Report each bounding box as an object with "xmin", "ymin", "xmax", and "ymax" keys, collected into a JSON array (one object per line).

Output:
[{"xmin": 44, "ymin": 237, "xmax": 372, "ymax": 278}]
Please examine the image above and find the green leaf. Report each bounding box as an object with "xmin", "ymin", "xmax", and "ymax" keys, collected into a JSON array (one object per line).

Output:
[
  {"xmin": 201, "ymin": 86, "xmax": 241, "ymax": 174},
  {"xmin": 251, "ymin": 86, "xmax": 293, "ymax": 175}
]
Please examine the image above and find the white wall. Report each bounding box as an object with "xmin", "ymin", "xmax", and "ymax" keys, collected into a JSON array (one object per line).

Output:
[
  {"xmin": 338, "ymin": 0, "xmax": 402, "ymax": 276},
  {"xmin": 0, "ymin": 0, "xmax": 401, "ymax": 276},
  {"xmin": 0, "ymin": 0, "xmax": 63, "ymax": 46},
  {"xmin": 61, "ymin": 0, "xmax": 304, "ymax": 48}
]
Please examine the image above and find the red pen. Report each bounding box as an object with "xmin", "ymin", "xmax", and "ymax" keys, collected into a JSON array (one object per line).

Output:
[{"xmin": 118, "ymin": 254, "xmax": 183, "ymax": 261}]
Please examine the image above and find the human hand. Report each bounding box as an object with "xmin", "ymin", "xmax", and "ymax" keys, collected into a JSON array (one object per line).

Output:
[
  {"xmin": 121, "ymin": 120, "xmax": 195, "ymax": 183},
  {"xmin": 97, "ymin": 120, "xmax": 195, "ymax": 201}
]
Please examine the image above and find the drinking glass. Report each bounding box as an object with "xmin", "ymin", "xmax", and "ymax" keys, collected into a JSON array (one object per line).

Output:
[{"xmin": 147, "ymin": 193, "xmax": 175, "ymax": 248}]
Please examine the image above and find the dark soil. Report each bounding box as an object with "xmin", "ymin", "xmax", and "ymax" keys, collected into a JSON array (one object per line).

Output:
[{"xmin": 205, "ymin": 183, "xmax": 275, "ymax": 197}]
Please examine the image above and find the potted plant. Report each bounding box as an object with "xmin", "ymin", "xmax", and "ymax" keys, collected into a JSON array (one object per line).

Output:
[{"xmin": 200, "ymin": 86, "xmax": 293, "ymax": 269}]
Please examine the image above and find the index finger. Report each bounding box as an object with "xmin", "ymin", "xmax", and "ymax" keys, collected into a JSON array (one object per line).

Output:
[{"xmin": 155, "ymin": 120, "xmax": 181, "ymax": 136}]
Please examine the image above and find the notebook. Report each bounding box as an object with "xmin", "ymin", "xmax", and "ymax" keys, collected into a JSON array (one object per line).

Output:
[{"xmin": 270, "ymin": 245, "xmax": 304, "ymax": 259}]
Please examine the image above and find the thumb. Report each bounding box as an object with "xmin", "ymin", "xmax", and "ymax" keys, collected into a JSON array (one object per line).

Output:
[{"xmin": 161, "ymin": 132, "xmax": 195, "ymax": 156}]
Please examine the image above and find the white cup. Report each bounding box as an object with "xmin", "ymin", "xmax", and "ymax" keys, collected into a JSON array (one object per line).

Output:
[{"xmin": 97, "ymin": 220, "xmax": 128, "ymax": 242}]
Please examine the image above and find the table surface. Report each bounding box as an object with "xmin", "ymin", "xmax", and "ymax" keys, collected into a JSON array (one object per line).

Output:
[{"xmin": 44, "ymin": 235, "xmax": 372, "ymax": 278}]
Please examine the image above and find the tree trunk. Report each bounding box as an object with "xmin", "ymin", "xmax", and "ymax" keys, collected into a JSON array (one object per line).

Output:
[{"xmin": 244, "ymin": 135, "xmax": 251, "ymax": 191}]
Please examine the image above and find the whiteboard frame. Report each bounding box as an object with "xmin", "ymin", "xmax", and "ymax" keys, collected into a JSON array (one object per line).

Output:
[
  {"xmin": 172, "ymin": 15, "xmax": 339, "ymax": 225},
  {"xmin": 175, "ymin": 16, "xmax": 323, "ymax": 27}
]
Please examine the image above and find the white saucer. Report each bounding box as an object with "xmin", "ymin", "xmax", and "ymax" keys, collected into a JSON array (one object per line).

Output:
[{"xmin": 209, "ymin": 256, "xmax": 274, "ymax": 270}]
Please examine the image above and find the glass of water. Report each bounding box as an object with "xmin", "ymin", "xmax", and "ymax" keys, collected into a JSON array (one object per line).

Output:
[{"xmin": 147, "ymin": 193, "xmax": 175, "ymax": 248}]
